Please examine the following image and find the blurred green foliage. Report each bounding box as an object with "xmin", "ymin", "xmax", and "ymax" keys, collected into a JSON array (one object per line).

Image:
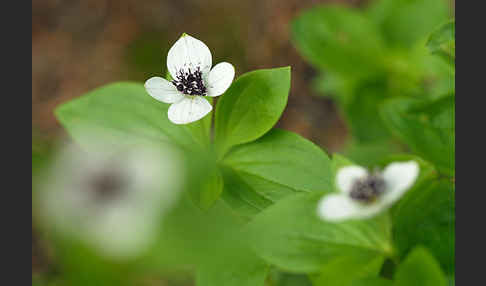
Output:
[
  {"xmin": 289, "ymin": 0, "xmax": 455, "ymax": 285},
  {"xmin": 427, "ymin": 20, "xmax": 455, "ymax": 66},
  {"xmin": 291, "ymin": 0, "xmax": 454, "ymax": 169},
  {"xmin": 381, "ymin": 96, "xmax": 455, "ymax": 176},
  {"xmin": 394, "ymin": 247, "xmax": 447, "ymax": 286}
]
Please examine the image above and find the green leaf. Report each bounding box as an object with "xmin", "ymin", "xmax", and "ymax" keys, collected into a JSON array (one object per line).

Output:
[
  {"xmin": 349, "ymin": 278, "xmax": 393, "ymax": 286},
  {"xmin": 196, "ymin": 251, "xmax": 269, "ymax": 286},
  {"xmin": 380, "ymin": 96, "xmax": 455, "ymax": 176},
  {"xmin": 310, "ymin": 254, "xmax": 385, "ymax": 286},
  {"xmin": 246, "ymin": 192, "xmax": 393, "ymax": 273},
  {"xmin": 199, "ymin": 169, "xmax": 224, "ymax": 210},
  {"xmin": 55, "ymin": 82, "xmax": 208, "ymax": 151},
  {"xmin": 214, "ymin": 67, "xmax": 291, "ymax": 155},
  {"xmin": 342, "ymin": 78, "xmax": 392, "ymax": 142},
  {"xmin": 394, "ymin": 247, "xmax": 447, "ymax": 286},
  {"xmin": 188, "ymin": 163, "xmax": 224, "ymax": 210},
  {"xmin": 312, "ymin": 72, "xmax": 355, "ymax": 99},
  {"xmin": 393, "ymin": 175, "xmax": 455, "ymax": 274},
  {"xmin": 367, "ymin": 0, "xmax": 449, "ymax": 48},
  {"xmin": 224, "ymin": 129, "xmax": 333, "ymax": 193},
  {"xmin": 291, "ymin": 5, "xmax": 386, "ymax": 77},
  {"xmin": 220, "ymin": 166, "xmax": 278, "ymax": 217},
  {"xmin": 51, "ymin": 237, "xmax": 136, "ymax": 286},
  {"xmin": 221, "ymin": 129, "xmax": 333, "ymax": 217},
  {"xmin": 267, "ymin": 271, "xmax": 313, "ymax": 286},
  {"xmin": 140, "ymin": 198, "xmax": 252, "ymax": 270},
  {"xmin": 427, "ymin": 20, "xmax": 455, "ymax": 65},
  {"xmin": 415, "ymin": 48, "xmax": 455, "ymax": 99}
]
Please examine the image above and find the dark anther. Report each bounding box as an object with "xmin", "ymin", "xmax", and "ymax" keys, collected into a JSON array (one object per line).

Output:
[
  {"xmin": 349, "ymin": 172, "xmax": 386, "ymax": 203},
  {"xmin": 171, "ymin": 66, "xmax": 207, "ymax": 96}
]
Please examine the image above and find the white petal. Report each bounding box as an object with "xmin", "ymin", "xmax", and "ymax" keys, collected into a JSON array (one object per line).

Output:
[
  {"xmin": 145, "ymin": 77, "xmax": 184, "ymax": 104},
  {"xmin": 167, "ymin": 96, "xmax": 212, "ymax": 125},
  {"xmin": 167, "ymin": 34, "xmax": 212, "ymax": 79},
  {"xmin": 90, "ymin": 206, "xmax": 156, "ymax": 259},
  {"xmin": 317, "ymin": 194, "xmax": 383, "ymax": 222},
  {"xmin": 381, "ymin": 161, "xmax": 419, "ymax": 205},
  {"xmin": 336, "ymin": 166, "xmax": 368, "ymax": 194},
  {"xmin": 206, "ymin": 62, "xmax": 235, "ymax": 97},
  {"xmin": 317, "ymin": 194, "xmax": 358, "ymax": 222}
]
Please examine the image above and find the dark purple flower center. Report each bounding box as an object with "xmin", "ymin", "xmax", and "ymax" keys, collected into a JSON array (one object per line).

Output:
[
  {"xmin": 349, "ymin": 172, "xmax": 386, "ymax": 203},
  {"xmin": 89, "ymin": 170, "xmax": 127, "ymax": 204},
  {"xmin": 171, "ymin": 67, "xmax": 207, "ymax": 96}
]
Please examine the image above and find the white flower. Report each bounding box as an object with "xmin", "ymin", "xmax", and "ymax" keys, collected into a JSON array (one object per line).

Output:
[
  {"xmin": 40, "ymin": 139, "xmax": 183, "ymax": 259},
  {"xmin": 145, "ymin": 33, "xmax": 235, "ymax": 125},
  {"xmin": 317, "ymin": 161, "xmax": 419, "ymax": 222}
]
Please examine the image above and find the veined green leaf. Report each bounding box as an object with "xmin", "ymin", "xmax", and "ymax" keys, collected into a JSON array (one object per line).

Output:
[
  {"xmin": 246, "ymin": 192, "xmax": 393, "ymax": 273},
  {"xmin": 215, "ymin": 67, "xmax": 291, "ymax": 155},
  {"xmin": 349, "ymin": 277, "xmax": 393, "ymax": 286},
  {"xmin": 393, "ymin": 175, "xmax": 455, "ymax": 274},
  {"xmin": 427, "ymin": 20, "xmax": 455, "ymax": 66},
  {"xmin": 380, "ymin": 96, "xmax": 455, "ymax": 176},
  {"xmin": 196, "ymin": 251, "xmax": 269, "ymax": 286},
  {"xmin": 310, "ymin": 254, "xmax": 385, "ymax": 286},
  {"xmin": 55, "ymin": 82, "xmax": 209, "ymax": 151},
  {"xmin": 222, "ymin": 129, "xmax": 332, "ymax": 217},
  {"xmin": 394, "ymin": 247, "xmax": 448, "ymax": 286},
  {"xmin": 367, "ymin": 0, "xmax": 449, "ymax": 48}
]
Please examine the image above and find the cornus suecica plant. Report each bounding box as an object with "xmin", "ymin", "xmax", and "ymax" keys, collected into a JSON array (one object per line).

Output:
[
  {"xmin": 317, "ymin": 161, "xmax": 419, "ymax": 221},
  {"xmin": 145, "ymin": 33, "xmax": 235, "ymax": 124},
  {"xmin": 46, "ymin": 4, "xmax": 454, "ymax": 284}
]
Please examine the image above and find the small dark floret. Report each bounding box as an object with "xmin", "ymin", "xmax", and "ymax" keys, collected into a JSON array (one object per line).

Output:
[
  {"xmin": 89, "ymin": 170, "xmax": 127, "ymax": 204},
  {"xmin": 349, "ymin": 172, "xmax": 386, "ymax": 203},
  {"xmin": 171, "ymin": 67, "xmax": 207, "ymax": 96}
]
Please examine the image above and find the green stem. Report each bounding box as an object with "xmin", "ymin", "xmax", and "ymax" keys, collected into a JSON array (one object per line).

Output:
[{"xmin": 200, "ymin": 117, "xmax": 208, "ymax": 145}]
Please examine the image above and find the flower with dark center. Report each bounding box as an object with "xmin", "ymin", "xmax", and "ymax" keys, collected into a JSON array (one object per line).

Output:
[
  {"xmin": 317, "ymin": 161, "xmax": 419, "ymax": 222},
  {"xmin": 145, "ymin": 33, "xmax": 235, "ymax": 124},
  {"xmin": 40, "ymin": 139, "xmax": 183, "ymax": 259}
]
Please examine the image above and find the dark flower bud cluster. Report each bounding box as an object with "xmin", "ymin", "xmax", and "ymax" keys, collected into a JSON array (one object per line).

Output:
[
  {"xmin": 89, "ymin": 169, "xmax": 128, "ymax": 204},
  {"xmin": 171, "ymin": 67, "xmax": 207, "ymax": 96},
  {"xmin": 349, "ymin": 172, "xmax": 387, "ymax": 203}
]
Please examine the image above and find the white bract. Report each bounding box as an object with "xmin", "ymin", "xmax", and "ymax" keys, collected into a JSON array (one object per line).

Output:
[
  {"xmin": 40, "ymin": 139, "xmax": 183, "ymax": 259},
  {"xmin": 145, "ymin": 34, "xmax": 235, "ymax": 125},
  {"xmin": 317, "ymin": 161, "xmax": 419, "ymax": 222}
]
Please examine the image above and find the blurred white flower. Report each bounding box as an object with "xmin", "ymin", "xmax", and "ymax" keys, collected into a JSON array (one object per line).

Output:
[
  {"xmin": 317, "ymin": 161, "xmax": 419, "ymax": 222},
  {"xmin": 145, "ymin": 33, "xmax": 235, "ymax": 125},
  {"xmin": 41, "ymin": 139, "xmax": 184, "ymax": 259}
]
